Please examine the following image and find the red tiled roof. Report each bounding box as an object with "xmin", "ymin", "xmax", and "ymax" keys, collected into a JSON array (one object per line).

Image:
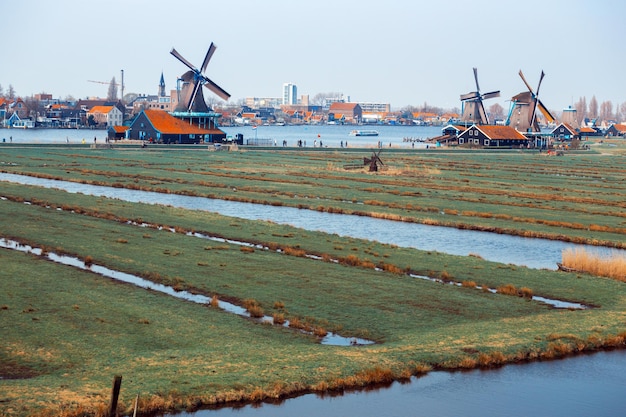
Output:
[
  {"xmin": 88, "ymin": 105, "xmax": 115, "ymax": 114},
  {"xmin": 142, "ymin": 110, "xmax": 223, "ymax": 134},
  {"xmin": 111, "ymin": 125, "xmax": 129, "ymax": 133},
  {"xmin": 474, "ymin": 125, "xmax": 527, "ymax": 140},
  {"xmin": 612, "ymin": 124, "xmax": 626, "ymax": 132},
  {"xmin": 329, "ymin": 102, "xmax": 359, "ymax": 111}
]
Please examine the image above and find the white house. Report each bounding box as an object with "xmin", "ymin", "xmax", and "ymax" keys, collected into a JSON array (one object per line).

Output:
[{"xmin": 87, "ymin": 105, "xmax": 123, "ymax": 128}]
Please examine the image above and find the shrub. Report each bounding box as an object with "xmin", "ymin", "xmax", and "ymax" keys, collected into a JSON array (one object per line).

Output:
[
  {"xmin": 272, "ymin": 313, "xmax": 285, "ymax": 325},
  {"xmin": 496, "ymin": 284, "xmax": 518, "ymax": 296}
]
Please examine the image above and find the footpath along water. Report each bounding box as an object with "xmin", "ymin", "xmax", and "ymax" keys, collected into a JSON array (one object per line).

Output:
[{"xmin": 1, "ymin": 172, "xmax": 623, "ymax": 270}]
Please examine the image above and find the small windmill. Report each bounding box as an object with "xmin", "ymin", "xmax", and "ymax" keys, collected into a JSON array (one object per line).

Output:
[
  {"xmin": 460, "ymin": 68, "xmax": 500, "ymax": 125},
  {"xmin": 506, "ymin": 70, "xmax": 555, "ymax": 133},
  {"xmin": 170, "ymin": 43, "xmax": 230, "ymax": 113},
  {"xmin": 364, "ymin": 149, "xmax": 384, "ymax": 172}
]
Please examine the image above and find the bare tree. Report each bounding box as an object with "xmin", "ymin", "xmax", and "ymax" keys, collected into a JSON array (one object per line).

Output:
[
  {"xmin": 7, "ymin": 85, "xmax": 16, "ymax": 100},
  {"xmin": 588, "ymin": 96, "xmax": 598, "ymax": 120},
  {"xmin": 620, "ymin": 102, "xmax": 626, "ymax": 123},
  {"xmin": 0, "ymin": 84, "xmax": 4, "ymax": 98},
  {"xmin": 488, "ymin": 103, "xmax": 505, "ymax": 121},
  {"xmin": 107, "ymin": 77, "xmax": 118, "ymax": 101},
  {"xmin": 575, "ymin": 97, "xmax": 587, "ymax": 124},
  {"xmin": 599, "ymin": 100, "xmax": 613, "ymax": 123},
  {"xmin": 311, "ymin": 92, "xmax": 343, "ymax": 106}
]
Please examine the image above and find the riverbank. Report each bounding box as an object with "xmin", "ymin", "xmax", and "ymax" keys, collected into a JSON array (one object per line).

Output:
[{"xmin": 1, "ymin": 145, "xmax": 626, "ymax": 417}]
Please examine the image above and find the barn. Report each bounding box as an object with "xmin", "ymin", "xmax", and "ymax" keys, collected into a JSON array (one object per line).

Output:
[
  {"xmin": 458, "ymin": 124, "xmax": 529, "ymax": 148},
  {"xmin": 126, "ymin": 109, "xmax": 226, "ymax": 144}
]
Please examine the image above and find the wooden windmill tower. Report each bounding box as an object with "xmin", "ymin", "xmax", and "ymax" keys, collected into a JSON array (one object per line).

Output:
[
  {"xmin": 170, "ymin": 43, "xmax": 230, "ymax": 113},
  {"xmin": 506, "ymin": 70, "xmax": 555, "ymax": 133},
  {"xmin": 460, "ymin": 68, "xmax": 500, "ymax": 125}
]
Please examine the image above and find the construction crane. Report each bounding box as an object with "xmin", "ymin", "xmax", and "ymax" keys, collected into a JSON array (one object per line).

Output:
[{"xmin": 87, "ymin": 70, "xmax": 125, "ymax": 101}]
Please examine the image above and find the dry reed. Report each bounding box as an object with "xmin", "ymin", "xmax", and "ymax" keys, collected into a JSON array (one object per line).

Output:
[{"xmin": 561, "ymin": 247, "xmax": 626, "ymax": 281}]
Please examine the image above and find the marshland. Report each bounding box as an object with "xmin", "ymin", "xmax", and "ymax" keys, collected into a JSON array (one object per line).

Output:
[{"xmin": 1, "ymin": 139, "xmax": 626, "ymax": 416}]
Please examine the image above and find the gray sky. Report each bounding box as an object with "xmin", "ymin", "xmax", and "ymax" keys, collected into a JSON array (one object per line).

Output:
[{"xmin": 3, "ymin": 0, "xmax": 625, "ymax": 112}]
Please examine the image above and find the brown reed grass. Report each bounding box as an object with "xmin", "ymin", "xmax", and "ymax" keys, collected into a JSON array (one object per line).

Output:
[{"xmin": 561, "ymin": 247, "xmax": 626, "ymax": 281}]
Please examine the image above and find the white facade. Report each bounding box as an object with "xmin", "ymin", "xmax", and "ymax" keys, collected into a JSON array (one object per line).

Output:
[{"xmin": 282, "ymin": 83, "xmax": 297, "ymax": 105}]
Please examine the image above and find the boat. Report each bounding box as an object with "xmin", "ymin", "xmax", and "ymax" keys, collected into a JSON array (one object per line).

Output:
[
  {"xmin": 349, "ymin": 129, "xmax": 379, "ymax": 137},
  {"xmin": 12, "ymin": 120, "xmax": 35, "ymax": 129},
  {"xmin": 557, "ymin": 262, "xmax": 581, "ymax": 273}
]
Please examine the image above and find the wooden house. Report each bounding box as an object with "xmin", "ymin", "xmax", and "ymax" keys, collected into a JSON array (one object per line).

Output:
[
  {"xmin": 107, "ymin": 125, "xmax": 130, "ymax": 140},
  {"xmin": 458, "ymin": 124, "xmax": 528, "ymax": 148},
  {"xmin": 87, "ymin": 105, "xmax": 123, "ymax": 128},
  {"xmin": 605, "ymin": 123, "xmax": 626, "ymax": 137},
  {"xmin": 551, "ymin": 123, "xmax": 578, "ymax": 141},
  {"xmin": 126, "ymin": 109, "xmax": 226, "ymax": 144}
]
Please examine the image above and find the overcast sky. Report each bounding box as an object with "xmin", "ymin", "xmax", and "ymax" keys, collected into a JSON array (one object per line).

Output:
[{"xmin": 3, "ymin": 0, "xmax": 625, "ymax": 112}]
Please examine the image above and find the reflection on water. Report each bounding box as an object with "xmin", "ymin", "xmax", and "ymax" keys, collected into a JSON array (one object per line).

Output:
[
  {"xmin": 1, "ymin": 172, "xmax": 623, "ymax": 270},
  {"xmin": 171, "ymin": 350, "xmax": 626, "ymax": 417}
]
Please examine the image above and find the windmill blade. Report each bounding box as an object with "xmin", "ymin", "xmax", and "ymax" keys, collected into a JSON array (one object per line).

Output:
[
  {"xmin": 200, "ymin": 43, "xmax": 217, "ymax": 73},
  {"xmin": 170, "ymin": 48, "xmax": 197, "ymax": 72},
  {"xmin": 482, "ymin": 90, "xmax": 500, "ymax": 100},
  {"xmin": 202, "ymin": 77, "xmax": 231, "ymax": 101},
  {"xmin": 535, "ymin": 71, "xmax": 545, "ymax": 97},
  {"xmin": 530, "ymin": 71, "xmax": 547, "ymax": 131},
  {"xmin": 187, "ymin": 81, "xmax": 203, "ymax": 111},
  {"xmin": 473, "ymin": 67, "xmax": 480, "ymax": 92},
  {"xmin": 537, "ymin": 99, "xmax": 555, "ymax": 123},
  {"xmin": 477, "ymin": 101, "xmax": 489, "ymax": 125},
  {"xmin": 518, "ymin": 70, "xmax": 534, "ymax": 94}
]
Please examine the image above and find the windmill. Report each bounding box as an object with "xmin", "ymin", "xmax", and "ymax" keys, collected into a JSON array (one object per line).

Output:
[
  {"xmin": 460, "ymin": 68, "xmax": 500, "ymax": 125},
  {"xmin": 506, "ymin": 70, "xmax": 555, "ymax": 133},
  {"xmin": 170, "ymin": 43, "xmax": 230, "ymax": 113},
  {"xmin": 364, "ymin": 149, "xmax": 384, "ymax": 172}
]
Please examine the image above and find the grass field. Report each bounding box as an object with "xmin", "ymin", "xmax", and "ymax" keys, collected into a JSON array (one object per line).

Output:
[{"xmin": 1, "ymin": 141, "xmax": 626, "ymax": 416}]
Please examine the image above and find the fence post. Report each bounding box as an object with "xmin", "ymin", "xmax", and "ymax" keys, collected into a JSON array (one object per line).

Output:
[{"xmin": 108, "ymin": 375, "xmax": 123, "ymax": 417}]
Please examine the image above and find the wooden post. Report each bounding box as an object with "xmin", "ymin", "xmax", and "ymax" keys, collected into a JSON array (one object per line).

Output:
[{"xmin": 108, "ymin": 375, "xmax": 122, "ymax": 417}]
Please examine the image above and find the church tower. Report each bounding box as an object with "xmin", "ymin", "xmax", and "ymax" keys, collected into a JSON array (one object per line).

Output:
[{"xmin": 158, "ymin": 72, "xmax": 166, "ymax": 97}]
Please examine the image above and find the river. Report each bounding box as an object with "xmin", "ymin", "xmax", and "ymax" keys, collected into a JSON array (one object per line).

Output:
[
  {"xmin": 0, "ymin": 124, "xmax": 443, "ymax": 148},
  {"xmin": 172, "ymin": 350, "xmax": 626, "ymax": 417}
]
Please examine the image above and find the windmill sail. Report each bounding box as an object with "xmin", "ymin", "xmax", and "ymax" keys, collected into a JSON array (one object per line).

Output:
[
  {"xmin": 460, "ymin": 68, "xmax": 500, "ymax": 125},
  {"xmin": 507, "ymin": 70, "xmax": 553, "ymax": 133},
  {"xmin": 170, "ymin": 43, "xmax": 230, "ymax": 113}
]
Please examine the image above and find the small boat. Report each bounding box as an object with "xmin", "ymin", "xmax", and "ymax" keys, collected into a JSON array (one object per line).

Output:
[
  {"xmin": 349, "ymin": 129, "xmax": 379, "ymax": 137},
  {"xmin": 557, "ymin": 263, "xmax": 580, "ymax": 273}
]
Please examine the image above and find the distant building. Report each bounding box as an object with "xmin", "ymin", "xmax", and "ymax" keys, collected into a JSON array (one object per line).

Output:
[
  {"xmin": 328, "ymin": 102, "xmax": 362, "ymax": 124},
  {"xmin": 87, "ymin": 105, "xmax": 123, "ymax": 128},
  {"xmin": 605, "ymin": 123, "xmax": 626, "ymax": 137},
  {"xmin": 561, "ymin": 106, "xmax": 579, "ymax": 128},
  {"xmin": 551, "ymin": 123, "xmax": 579, "ymax": 141},
  {"xmin": 282, "ymin": 83, "xmax": 297, "ymax": 105}
]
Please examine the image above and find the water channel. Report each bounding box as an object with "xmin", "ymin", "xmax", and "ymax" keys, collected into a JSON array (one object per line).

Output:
[
  {"xmin": 2, "ymin": 173, "xmax": 626, "ymax": 416},
  {"xmin": 0, "ymin": 173, "xmax": 622, "ymax": 270}
]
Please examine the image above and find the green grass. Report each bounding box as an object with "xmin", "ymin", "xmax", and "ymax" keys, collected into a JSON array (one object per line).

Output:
[{"xmin": 1, "ymin": 145, "xmax": 626, "ymax": 416}]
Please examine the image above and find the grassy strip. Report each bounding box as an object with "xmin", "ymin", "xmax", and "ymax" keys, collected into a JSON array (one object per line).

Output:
[
  {"xmin": 1, "ymin": 146, "xmax": 626, "ymax": 248},
  {"xmin": 2, "ymin": 182, "xmax": 626, "ymax": 416}
]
